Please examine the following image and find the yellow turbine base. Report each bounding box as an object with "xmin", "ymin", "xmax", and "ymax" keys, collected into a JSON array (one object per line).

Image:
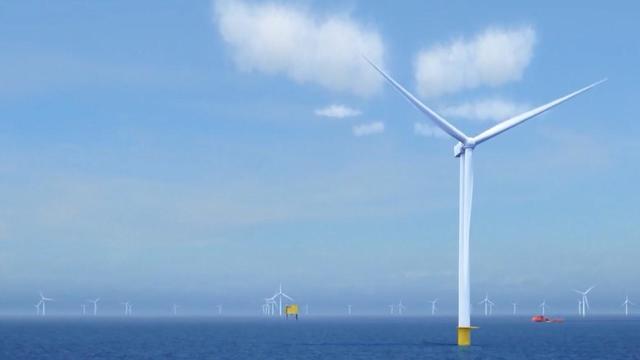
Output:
[{"xmin": 457, "ymin": 327, "xmax": 472, "ymax": 346}]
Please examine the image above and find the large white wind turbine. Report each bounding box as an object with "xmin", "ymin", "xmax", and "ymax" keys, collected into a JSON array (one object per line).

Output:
[
  {"xmin": 39, "ymin": 292, "xmax": 53, "ymax": 316},
  {"xmin": 365, "ymin": 57, "xmax": 604, "ymax": 345},
  {"xmin": 573, "ymin": 286, "xmax": 595, "ymax": 317},
  {"xmin": 622, "ymin": 296, "xmax": 634, "ymax": 316},
  {"xmin": 89, "ymin": 298, "xmax": 100, "ymax": 316}
]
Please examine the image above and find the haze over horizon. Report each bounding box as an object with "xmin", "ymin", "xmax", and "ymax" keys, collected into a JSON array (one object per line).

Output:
[{"xmin": 0, "ymin": 1, "xmax": 637, "ymax": 316}]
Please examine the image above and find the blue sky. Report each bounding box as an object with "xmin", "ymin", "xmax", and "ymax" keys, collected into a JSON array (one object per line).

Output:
[{"xmin": 0, "ymin": 0, "xmax": 638, "ymax": 315}]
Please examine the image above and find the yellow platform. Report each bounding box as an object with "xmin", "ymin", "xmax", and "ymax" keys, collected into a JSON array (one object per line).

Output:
[{"xmin": 457, "ymin": 326, "xmax": 477, "ymax": 346}]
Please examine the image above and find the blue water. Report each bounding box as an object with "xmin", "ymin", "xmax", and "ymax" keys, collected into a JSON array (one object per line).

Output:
[{"xmin": 1, "ymin": 316, "xmax": 639, "ymax": 359}]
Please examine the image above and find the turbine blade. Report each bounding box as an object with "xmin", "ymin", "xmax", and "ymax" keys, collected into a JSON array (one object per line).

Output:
[
  {"xmin": 585, "ymin": 285, "xmax": 596, "ymax": 294},
  {"xmin": 473, "ymin": 79, "xmax": 606, "ymax": 145},
  {"xmin": 362, "ymin": 56, "xmax": 469, "ymax": 143}
]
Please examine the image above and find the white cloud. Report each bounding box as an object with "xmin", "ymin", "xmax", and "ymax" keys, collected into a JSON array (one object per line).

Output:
[
  {"xmin": 315, "ymin": 104, "xmax": 362, "ymax": 118},
  {"xmin": 353, "ymin": 121, "xmax": 384, "ymax": 136},
  {"xmin": 440, "ymin": 98, "xmax": 530, "ymax": 122},
  {"xmin": 214, "ymin": 0, "xmax": 385, "ymax": 96},
  {"xmin": 414, "ymin": 122, "xmax": 448, "ymax": 139},
  {"xmin": 415, "ymin": 26, "xmax": 536, "ymax": 97}
]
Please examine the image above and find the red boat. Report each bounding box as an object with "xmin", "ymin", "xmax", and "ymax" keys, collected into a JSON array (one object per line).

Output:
[
  {"xmin": 531, "ymin": 315, "xmax": 548, "ymax": 322},
  {"xmin": 531, "ymin": 315, "xmax": 564, "ymax": 323}
]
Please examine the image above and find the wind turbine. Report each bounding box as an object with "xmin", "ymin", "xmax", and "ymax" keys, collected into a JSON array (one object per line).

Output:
[
  {"xmin": 271, "ymin": 284, "xmax": 294, "ymax": 317},
  {"xmin": 622, "ymin": 296, "xmax": 635, "ymax": 316},
  {"xmin": 539, "ymin": 300, "xmax": 547, "ymax": 316},
  {"xmin": 89, "ymin": 298, "xmax": 100, "ymax": 316},
  {"xmin": 578, "ymin": 300, "xmax": 583, "ymax": 316},
  {"xmin": 478, "ymin": 295, "xmax": 494, "ymax": 316},
  {"xmin": 121, "ymin": 302, "xmax": 132, "ymax": 316},
  {"xmin": 512, "ymin": 302, "xmax": 517, "ymax": 315},
  {"xmin": 573, "ymin": 286, "xmax": 595, "ymax": 317},
  {"xmin": 39, "ymin": 292, "xmax": 53, "ymax": 316},
  {"xmin": 365, "ymin": 57, "xmax": 604, "ymax": 346},
  {"xmin": 429, "ymin": 299, "xmax": 438, "ymax": 316},
  {"xmin": 398, "ymin": 300, "xmax": 406, "ymax": 315}
]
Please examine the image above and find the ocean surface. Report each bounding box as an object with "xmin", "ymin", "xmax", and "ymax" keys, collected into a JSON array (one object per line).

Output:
[{"xmin": 1, "ymin": 316, "xmax": 639, "ymax": 359}]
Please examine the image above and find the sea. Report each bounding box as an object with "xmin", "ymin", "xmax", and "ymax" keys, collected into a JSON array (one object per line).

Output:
[{"xmin": 1, "ymin": 316, "xmax": 639, "ymax": 359}]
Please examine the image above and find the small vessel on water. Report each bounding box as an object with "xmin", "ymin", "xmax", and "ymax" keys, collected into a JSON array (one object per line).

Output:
[{"xmin": 531, "ymin": 315, "xmax": 564, "ymax": 323}]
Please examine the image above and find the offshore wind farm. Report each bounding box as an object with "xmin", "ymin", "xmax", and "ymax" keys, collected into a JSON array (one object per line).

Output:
[{"xmin": 1, "ymin": 0, "xmax": 640, "ymax": 358}]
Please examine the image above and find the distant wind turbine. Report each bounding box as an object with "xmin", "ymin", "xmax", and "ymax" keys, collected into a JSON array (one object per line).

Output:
[
  {"xmin": 539, "ymin": 300, "xmax": 547, "ymax": 316},
  {"xmin": 121, "ymin": 302, "xmax": 132, "ymax": 316},
  {"xmin": 479, "ymin": 295, "xmax": 494, "ymax": 316},
  {"xmin": 512, "ymin": 302, "xmax": 517, "ymax": 315},
  {"xmin": 173, "ymin": 304, "xmax": 179, "ymax": 316},
  {"xmin": 39, "ymin": 292, "xmax": 53, "ymax": 316},
  {"xmin": 89, "ymin": 298, "xmax": 100, "ymax": 316},
  {"xmin": 365, "ymin": 55, "xmax": 605, "ymax": 346},
  {"xmin": 271, "ymin": 284, "xmax": 293, "ymax": 317},
  {"xmin": 573, "ymin": 286, "xmax": 595, "ymax": 317},
  {"xmin": 398, "ymin": 301, "xmax": 406, "ymax": 315},
  {"xmin": 622, "ymin": 296, "xmax": 635, "ymax": 316},
  {"xmin": 430, "ymin": 299, "xmax": 438, "ymax": 316}
]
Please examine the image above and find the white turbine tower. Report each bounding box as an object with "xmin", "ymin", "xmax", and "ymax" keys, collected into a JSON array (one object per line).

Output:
[
  {"xmin": 573, "ymin": 286, "xmax": 595, "ymax": 318},
  {"xmin": 121, "ymin": 302, "xmax": 132, "ymax": 316},
  {"xmin": 578, "ymin": 300, "xmax": 583, "ymax": 316},
  {"xmin": 430, "ymin": 299, "xmax": 438, "ymax": 316},
  {"xmin": 479, "ymin": 295, "xmax": 494, "ymax": 316},
  {"xmin": 271, "ymin": 284, "xmax": 293, "ymax": 317},
  {"xmin": 264, "ymin": 297, "xmax": 277, "ymax": 316},
  {"xmin": 365, "ymin": 57, "xmax": 604, "ymax": 346},
  {"xmin": 39, "ymin": 292, "xmax": 53, "ymax": 316},
  {"xmin": 512, "ymin": 302, "xmax": 517, "ymax": 315},
  {"xmin": 539, "ymin": 300, "xmax": 547, "ymax": 316},
  {"xmin": 622, "ymin": 296, "xmax": 634, "ymax": 316},
  {"xmin": 89, "ymin": 298, "xmax": 100, "ymax": 316},
  {"xmin": 398, "ymin": 301, "xmax": 406, "ymax": 315}
]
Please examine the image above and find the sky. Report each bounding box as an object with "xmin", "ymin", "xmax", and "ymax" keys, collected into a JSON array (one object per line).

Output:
[{"xmin": 0, "ymin": 0, "xmax": 638, "ymax": 316}]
